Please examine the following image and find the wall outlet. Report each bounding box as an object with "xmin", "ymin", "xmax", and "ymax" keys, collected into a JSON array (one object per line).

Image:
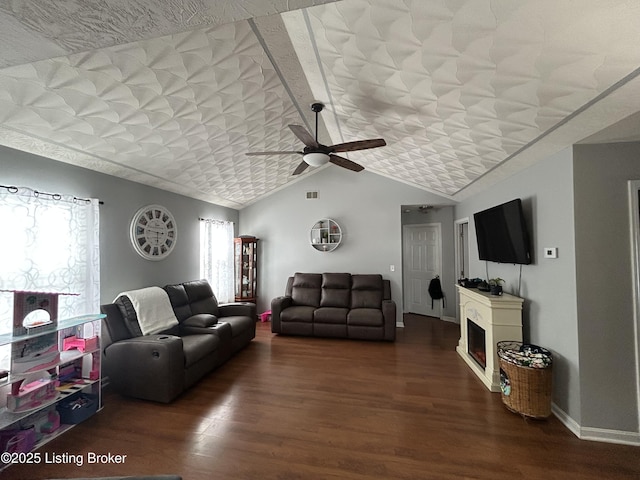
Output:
[
  {"xmin": 390, "ymin": 265, "xmax": 395, "ymax": 272},
  {"xmin": 544, "ymin": 247, "xmax": 558, "ymax": 259}
]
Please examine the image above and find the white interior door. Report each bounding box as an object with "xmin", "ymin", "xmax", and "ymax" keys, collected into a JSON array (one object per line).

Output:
[{"xmin": 403, "ymin": 223, "xmax": 442, "ymax": 317}]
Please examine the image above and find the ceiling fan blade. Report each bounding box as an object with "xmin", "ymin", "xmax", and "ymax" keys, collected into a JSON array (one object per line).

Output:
[
  {"xmin": 246, "ymin": 151, "xmax": 302, "ymax": 156},
  {"xmin": 292, "ymin": 161, "xmax": 310, "ymax": 175},
  {"xmin": 289, "ymin": 125, "xmax": 319, "ymax": 148},
  {"xmin": 329, "ymin": 154, "xmax": 364, "ymax": 172},
  {"xmin": 330, "ymin": 138, "xmax": 386, "ymax": 153}
]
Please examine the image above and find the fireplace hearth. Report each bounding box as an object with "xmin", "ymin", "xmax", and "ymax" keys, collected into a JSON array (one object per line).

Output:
[{"xmin": 456, "ymin": 285, "xmax": 523, "ymax": 392}]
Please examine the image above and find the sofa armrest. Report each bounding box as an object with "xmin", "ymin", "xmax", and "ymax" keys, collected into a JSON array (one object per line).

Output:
[
  {"xmin": 382, "ymin": 299, "xmax": 397, "ymax": 341},
  {"xmin": 270, "ymin": 296, "xmax": 293, "ymax": 333},
  {"xmin": 103, "ymin": 335, "xmax": 184, "ymax": 403},
  {"xmin": 218, "ymin": 302, "xmax": 256, "ymax": 319}
]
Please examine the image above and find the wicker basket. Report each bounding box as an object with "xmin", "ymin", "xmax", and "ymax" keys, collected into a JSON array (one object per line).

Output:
[{"xmin": 497, "ymin": 341, "xmax": 553, "ymax": 419}]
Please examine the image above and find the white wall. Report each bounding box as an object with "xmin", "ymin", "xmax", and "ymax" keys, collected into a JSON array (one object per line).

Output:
[
  {"xmin": 0, "ymin": 145, "xmax": 239, "ymax": 302},
  {"xmin": 454, "ymin": 148, "xmax": 581, "ymax": 422},
  {"xmin": 239, "ymin": 166, "xmax": 453, "ymax": 319}
]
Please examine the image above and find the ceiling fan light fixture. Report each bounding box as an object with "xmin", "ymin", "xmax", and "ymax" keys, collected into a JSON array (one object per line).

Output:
[{"xmin": 303, "ymin": 152, "xmax": 330, "ymax": 167}]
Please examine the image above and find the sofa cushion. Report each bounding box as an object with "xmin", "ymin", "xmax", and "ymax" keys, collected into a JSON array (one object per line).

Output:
[
  {"xmin": 182, "ymin": 313, "xmax": 218, "ymax": 328},
  {"xmin": 320, "ymin": 273, "xmax": 351, "ymax": 308},
  {"xmin": 291, "ymin": 273, "xmax": 322, "ymax": 307},
  {"xmin": 351, "ymin": 274, "xmax": 383, "ymax": 309},
  {"xmin": 100, "ymin": 303, "xmax": 133, "ymax": 344},
  {"xmin": 348, "ymin": 308, "xmax": 384, "ymax": 326},
  {"xmin": 114, "ymin": 295, "xmax": 143, "ymax": 337},
  {"xmin": 181, "ymin": 334, "xmax": 219, "ymax": 368},
  {"xmin": 164, "ymin": 284, "xmax": 193, "ymax": 322},
  {"xmin": 114, "ymin": 288, "xmax": 179, "ymax": 336},
  {"xmin": 314, "ymin": 307, "xmax": 348, "ymax": 324},
  {"xmin": 183, "ymin": 279, "xmax": 219, "ymax": 316},
  {"xmin": 281, "ymin": 305, "xmax": 315, "ymax": 323}
]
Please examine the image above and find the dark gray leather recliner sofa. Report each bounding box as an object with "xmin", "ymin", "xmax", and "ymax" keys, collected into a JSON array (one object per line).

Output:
[
  {"xmin": 271, "ymin": 273, "xmax": 396, "ymax": 341},
  {"xmin": 100, "ymin": 279, "xmax": 255, "ymax": 403}
]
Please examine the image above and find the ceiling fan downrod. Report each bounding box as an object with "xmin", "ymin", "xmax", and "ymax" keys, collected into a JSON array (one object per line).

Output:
[{"xmin": 311, "ymin": 102, "xmax": 324, "ymax": 144}]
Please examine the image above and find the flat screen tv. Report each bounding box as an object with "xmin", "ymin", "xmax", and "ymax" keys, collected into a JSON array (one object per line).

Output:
[{"xmin": 473, "ymin": 199, "xmax": 531, "ymax": 265}]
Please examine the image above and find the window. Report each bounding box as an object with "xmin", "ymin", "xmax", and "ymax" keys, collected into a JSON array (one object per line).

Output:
[
  {"xmin": 0, "ymin": 186, "xmax": 100, "ymax": 366},
  {"xmin": 199, "ymin": 219, "xmax": 234, "ymax": 303}
]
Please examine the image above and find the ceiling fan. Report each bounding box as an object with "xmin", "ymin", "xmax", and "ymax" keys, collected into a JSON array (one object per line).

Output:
[{"xmin": 246, "ymin": 102, "xmax": 386, "ymax": 175}]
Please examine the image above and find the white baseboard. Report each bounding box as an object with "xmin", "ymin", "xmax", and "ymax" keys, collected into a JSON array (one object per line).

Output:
[
  {"xmin": 551, "ymin": 403, "xmax": 581, "ymax": 437},
  {"xmin": 396, "ymin": 320, "xmax": 405, "ymax": 328},
  {"xmin": 552, "ymin": 403, "xmax": 640, "ymax": 446},
  {"xmin": 580, "ymin": 427, "xmax": 640, "ymax": 446}
]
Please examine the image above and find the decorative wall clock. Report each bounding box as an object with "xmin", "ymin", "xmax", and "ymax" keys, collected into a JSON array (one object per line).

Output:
[{"xmin": 130, "ymin": 204, "xmax": 177, "ymax": 260}]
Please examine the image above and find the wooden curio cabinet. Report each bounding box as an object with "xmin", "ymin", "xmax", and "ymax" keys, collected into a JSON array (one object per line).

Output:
[{"xmin": 234, "ymin": 236, "xmax": 258, "ymax": 303}]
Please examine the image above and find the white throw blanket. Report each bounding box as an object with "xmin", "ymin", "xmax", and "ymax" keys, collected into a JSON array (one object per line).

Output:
[{"xmin": 115, "ymin": 286, "xmax": 179, "ymax": 335}]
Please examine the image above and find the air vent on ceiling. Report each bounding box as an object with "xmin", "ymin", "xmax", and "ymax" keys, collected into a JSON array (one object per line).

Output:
[{"xmin": 306, "ymin": 191, "xmax": 318, "ymax": 199}]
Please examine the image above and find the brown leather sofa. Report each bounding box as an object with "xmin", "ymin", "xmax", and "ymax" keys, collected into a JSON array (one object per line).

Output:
[
  {"xmin": 271, "ymin": 273, "xmax": 396, "ymax": 341},
  {"xmin": 101, "ymin": 280, "xmax": 255, "ymax": 403}
]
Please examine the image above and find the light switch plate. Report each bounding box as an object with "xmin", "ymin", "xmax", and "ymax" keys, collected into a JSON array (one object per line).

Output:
[{"xmin": 544, "ymin": 247, "xmax": 558, "ymax": 259}]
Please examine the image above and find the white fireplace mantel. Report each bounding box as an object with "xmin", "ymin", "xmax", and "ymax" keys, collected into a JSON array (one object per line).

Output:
[{"xmin": 456, "ymin": 285, "xmax": 523, "ymax": 392}]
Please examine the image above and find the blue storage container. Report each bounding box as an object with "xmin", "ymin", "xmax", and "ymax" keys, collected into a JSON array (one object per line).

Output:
[{"xmin": 56, "ymin": 392, "xmax": 98, "ymax": 424}]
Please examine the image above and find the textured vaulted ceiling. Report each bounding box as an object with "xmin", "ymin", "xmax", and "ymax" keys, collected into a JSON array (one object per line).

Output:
[{"xmin": 1, "ymin": 0, "xmax": 640, "ymax": 208}]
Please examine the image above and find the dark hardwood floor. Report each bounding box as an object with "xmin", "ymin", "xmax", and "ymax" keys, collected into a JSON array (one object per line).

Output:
[{"xmin": 5, "ymin": 315, "xmax": 639, "ymax": 480}]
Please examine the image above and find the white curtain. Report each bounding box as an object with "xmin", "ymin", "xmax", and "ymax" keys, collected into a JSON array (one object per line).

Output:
[
  {"xmin": 199, "ymin": 219, "xmax": 234, "ymax": 303},
  {"xmin": 0, "ymin": 186, "xmax": 100, "ymax": 337}
]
